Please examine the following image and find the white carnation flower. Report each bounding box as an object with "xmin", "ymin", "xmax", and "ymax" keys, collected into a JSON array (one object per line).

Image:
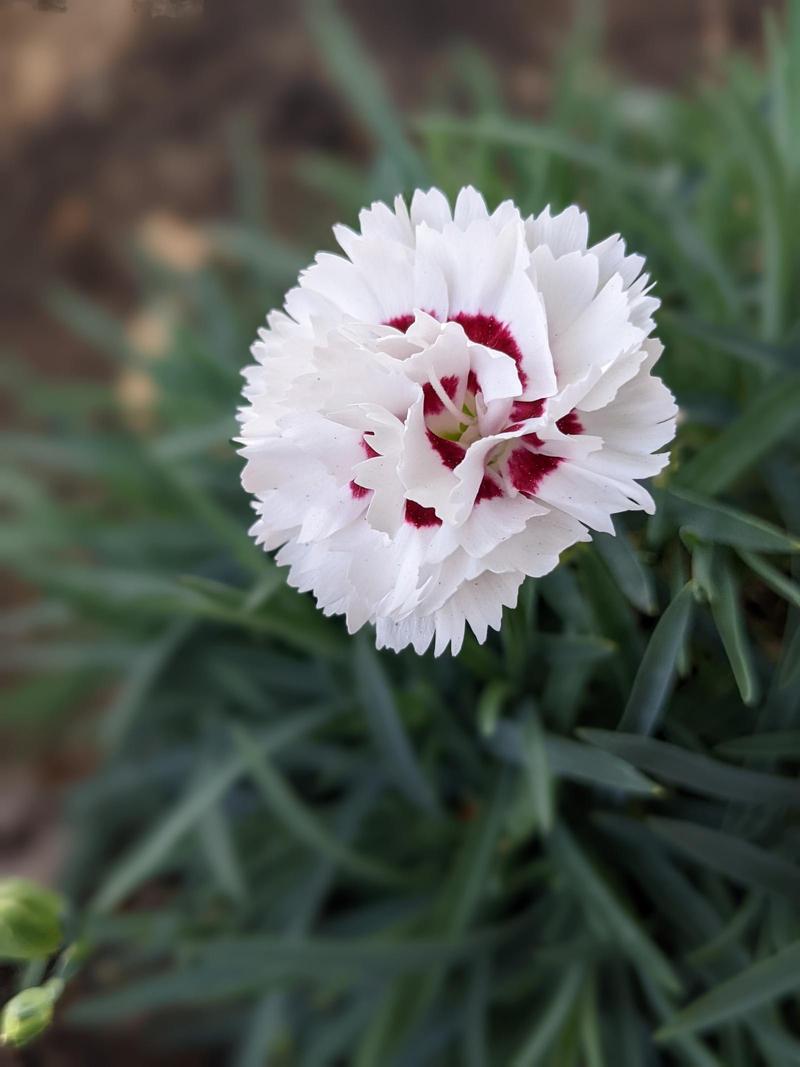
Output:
[{"xmin": 238, "ymin": 187, "xmax": 677, "ymax": 656}]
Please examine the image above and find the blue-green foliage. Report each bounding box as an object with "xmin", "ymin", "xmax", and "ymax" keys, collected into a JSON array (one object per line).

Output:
[{"xmin": 2, "ymin": 1, "xmax": 800, "ymax": 1062}]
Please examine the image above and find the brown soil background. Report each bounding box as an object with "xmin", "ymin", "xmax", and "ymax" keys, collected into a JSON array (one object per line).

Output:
[{"xmin": 0, "ymin": 0, "xmax": 785, "ymax": 1062}]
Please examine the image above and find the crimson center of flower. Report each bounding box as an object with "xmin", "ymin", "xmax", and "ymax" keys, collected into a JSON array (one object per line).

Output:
[{"xmin": 350, "ymin": 312, "xmax": 582, "ymax": 528}]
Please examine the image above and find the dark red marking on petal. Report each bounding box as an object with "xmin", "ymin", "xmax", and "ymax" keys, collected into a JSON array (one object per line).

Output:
[
  {"xmin": 361, "ymin": 434, "xmax": 379, "ymax": 459},
  {"xmin": 404, "ymin": 499, "xmax": 442, "ymax": 527},
  {"xmin": 422, "ymin": 383, "xmax": 441, "ymax": 415},
  {"xmin": 556, "ymin": 409, "xmax": 583, "ymax": 435},
  {"xmin": 350, "ymin": 434, "xmax": 379, "ymax": 497},
  {"xmin": 510, "ymin": 399, "xmax": 545, "ymax": 421},
  {"xmin": 384, "ymin": 312, "xmax": 529, "ymax": 390},
  {"xmin": 386, "ymin": 314, "xmax": 415, "ymax": 333},
  {"xmin": 507, "ymin": 447, "xmax": 561, "ymax": 495},
  {"xmin": 426, "ymin": 429, "xmax": 465, "ymax": 470},
  {"xmin": 523, "ymin": 432, "xmax": 545, "ymax": 447},
  {"xmin": 476, "ymin": 474, "xmax": 503, "ymax": 502},
  {"xmin": 422, "ymin": 374, "xmax": 460, "ymax": 416},
  {"xmin": 466, "ymin": 370, "xmax": 479, "ymax": 395},
  {"xmin": 349, "ymin": 480, "xmax": 370, "ymax": 499},
  {"xmin": 451, "ymin": 313, "xmax": 528, "ymax": 389}
]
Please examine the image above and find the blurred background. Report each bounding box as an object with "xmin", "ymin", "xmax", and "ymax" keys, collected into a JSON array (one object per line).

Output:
[
  {"xmin": 1, "ymin": 1, "xmax": 796, "ymax": 1063},
  {"xmin": 0, "ymin": 0, "xmax": 783, "ymax": 394}
]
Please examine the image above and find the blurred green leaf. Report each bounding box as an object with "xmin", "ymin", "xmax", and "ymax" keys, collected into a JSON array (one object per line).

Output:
[
  {"xmin": 491, "ymin": 725, "xmax": 661, "ymax": 796},
  {"xmin": 519, "ymin": 707, "xmax": 554, "ymax": 836},
  {"xmin": 617, "ymin": 582, "xmax": 694, "ymax": 734},
  {"xmin": 715, "ymin": 731, "xmax": 800, "ymax": 760},
  {"xmin": 69, "ymin": 916, "xmax": 529, "ymax": 1021},
  {"xmin": 676, "ymin": 375, "xmax": 800, "ymax": 494},
  {"xmin": 509, "ymin": 965, "xmax": 582, "ymax": 1067},
  {"xmin": 90, "ymin": 710, "xmax": 334, "ymax": 913},
  {"xmin": 233, "ymin": 724, "xmax": 406, "ymax": 886},
  {"xmin": 738, "ymin": 550, "xmax": 800, "ymax": 611},
  {"xmin": 657, "ymin": 941, "xmax": 800, "ymax": 1041},
  {"xmin": 668, "ymin": 488, "xmax": 800, "ymax": 553},
  {"xmin": 660, "ymin": 313, "xmax": 797, "ymax": 372},
  {"xmin": 594, "ymin": 524, "xmax": 657, "ymax": 615},
  {"xmin": 307, "ymin": 0, "xmax": 426, "ymax": 186},
  {"xmin": 417, "ymin": 114, "xmax": 651, "ymax": 189},
  {"xmin": 707, "ymin": 556, "xmax": 760, "ymax": 705},
  {"xmin": 579, "ymin": 730, "xmax": 800, "ymax": 807},
  {"xmin": 46, "ymin": 286, "xmax": 137, "ymax": 365},
  {"xmin": 648, "ymin": 818, "xmax": 800, "ymax": 898},
  {"xmin": 550, "ymin": 827, "xmax": 681, "ymax": 994},
  {"xmin": 355, "ymin": 638, "xmax": 439, "ymax": 815}
]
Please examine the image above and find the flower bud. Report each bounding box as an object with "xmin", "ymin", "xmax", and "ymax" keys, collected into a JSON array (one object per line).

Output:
[
  {"xmin": 0, "ymin": 880, "xmax": 64, "ymax": 961},
  {"xmin": 1, "ymin": 979, "xmax": 63, "ymax": 1048}
]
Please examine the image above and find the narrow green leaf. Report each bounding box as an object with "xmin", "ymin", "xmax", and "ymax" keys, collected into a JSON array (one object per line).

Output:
[
  {"xmin": 648, "ymin": 818, "xmax": 800, "ymax": 898},
  {"xmin": 684, "ymin": 895, "xmax": 762, "ymax": 969},
  {"xmin": 539, "ymin": 566, "xmax": 594, "ymax": 630},
  {"xmin": 578, "ymin": 730, "xmax": 800, "ymax": 807},
  {"xmin": 90, "ymin": 710, "xmax": 333, "ymax": 913},
  {"xmin": 657, "ymin": 941, "xmax": 800, "ymax": 1040},
  {"xmin": 520, "ymin": 708, "xmax": 554, "ymax": 835},
  {"xmin": 668, "ymin": 488, "xmax": 800, "ymax": 553},
  {"xmin": 618, "ymin": 582, "xmax": 695, "ymax": 734},
  {"xmin": 307, "ymin": 0, "xmax": 426, "ymax": 185},
  {"xmin": 102, "ymin": 620, "xmax": 191, "ymax": 751},
  {"xmin": 660, "ymin": 312, "xmax": 797, "ymax": 371},
  {"xmin": 69, "ymin": 918, "xmax": 529, "ymax": 1021},
  {"xmin": 579, "ymin": 976, "xmax": 605, "ymax": 1067},
  {"xmin": 595, "ymin": 813, "xmax": 733, "ymax": 950},
  {"xmin": 689, "ymin": 539, "xmax": 716, "ymax": 602},
  {"xmin": 510, "ymin": 966, "xmax": 583, "ymax": 1067},
  {"xmin": 463, "ymin": 962, "xmax": 489, "ymax": 1067},
  {"xmin": 441, "ymin": 771, "xmax": 516, "ymax": 936},
  {"xmin": 205, "ymin": 223, "xmax": 305, "ymax": 283},
  {"xmin": 152, "ymin": 417, "xmax": 237, "ymax": 462},
  {"xmin": 676, "ymin": 375, "xmax": 800, "ymax": 494},
  {"xmin": 550, "ymin": 827, "xmax": 681, "ymax": 994},
  {"xmin": 197, "ymin": 798, "xmax": 247, "ymax": 905},
  {"xmin": 642, "ymin": 976, "xmax": 724, "ymax": 1067},
  {"xmin": 417, "ymin": 114, "xmax": 651, "ymax": 189},
  {"xmin": 708, "ymin": 559, "xmax": 760, "ymax": 705},
  {"xmin": 715, "ymin": 731, "xmax": 800, "ymax": 760},
  {"xmin": 778, "ymin": 621, "xmax": 800, "ymax": 689},
  {"xmin": 46, "ymin": 286, "xmax": 137, "ymax": 365},
  {"xmin": 739, "ymin": 551, "xmax": 800, "ymax": 611},
  {"xmin": 709, "ymin": 89, "xmax": 789, "ymax": 340},
  {"xmin": 355, "ymin": 638, "xmax": 439, "ymax": 815},
  {"xmin": 579, "ymin": 548, "xmax": 642, "ymax": 689},
  {"xmin": 477, "ymin": 680, "xmax": 509, "ymax": 737},
  {"xmin": 545, "ymin": 736, "xmax": 662, "ymax": 796},
  {"xmin": 594, "ymin": 525, "xmax": 657, "ymax": 614},
  {"xmin": 232, "ymin": 724, "xmax": 405, "ymax": 886},
  {"xmin": 234, "ymin": 995, "xmax": 285, "ymax": 1067},
  {"xmin": 535, "ymin": 633, "xmax": 616, "ymax": 664},
  {"xmin": 227, "ymin": 111, "xmax": 266, "ymax": 231},
  {"xmin": 154, "ymin": 460, "xmax": 271, "ymax": 578},
  {"xmin": 597, "ymin": 527, "xmax": 657, "ymax": 614},
  {"xmin": 377, "ymin": 771, "xmax": 514, "ymax": 1058},
  {"xmin": 490, "ymin": 724, "xmax": 661, "ymax": 795}
]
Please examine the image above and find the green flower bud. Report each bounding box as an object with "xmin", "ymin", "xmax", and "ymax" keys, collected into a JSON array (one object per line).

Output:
[
  {"xmin": 0, "ymin": 880, "xmax": 64, "ymax": 962},
  {"xmin": 1, "ymin": 979, "xmax": 63, "ymax": 1048}
]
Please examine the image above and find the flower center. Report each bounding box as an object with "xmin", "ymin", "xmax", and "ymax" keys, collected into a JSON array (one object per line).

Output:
[
  {"xmin": 349, "ymin": 312, "xmax": 582, "ymax": 527},
  {"xmin": 386, "ymin": 312, "xmax": 527, "ymax": 390}
]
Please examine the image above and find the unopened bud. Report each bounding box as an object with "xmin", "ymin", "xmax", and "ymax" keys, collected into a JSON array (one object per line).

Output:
[
  {"xmin": 0, "ymin": 880, "xmax": 64, "ymax": 961},
  {"xmin": 1, "ymin": 979, "xmax": 63, "ymax": 1048}
]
